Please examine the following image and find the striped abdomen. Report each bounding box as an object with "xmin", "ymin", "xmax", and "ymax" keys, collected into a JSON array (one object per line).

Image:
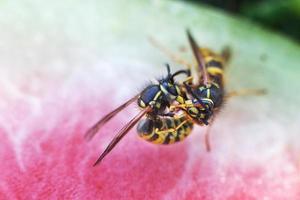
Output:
[
  {"xmin": 137, "ymin": 115, "xmax": 193, "ymax": 144},
  {"xmin": 200, "ymin": 48, "xmax": 225, "ymax": 88}
]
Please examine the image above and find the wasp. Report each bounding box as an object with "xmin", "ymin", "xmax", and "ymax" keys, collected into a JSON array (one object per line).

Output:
[
  {"xmin": 168, "ymin": 30, "xmax": 229, "ymax": 151},
  {"xmin": 152, "ymin": 30, "xmax": 265, "ymax": 151},
  {"xmin": 85, "ymin": 64, "xmax": 194, "ymax": 166}
]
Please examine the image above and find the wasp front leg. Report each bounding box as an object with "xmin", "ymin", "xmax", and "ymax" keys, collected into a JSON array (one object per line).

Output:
[
  {"xmin": 203, "ymin": 115, "xmax": 217, "ymax": 152},
  {"xmin": 154, "ymin": 117, "xmax": 193, "ymax": 144},
  {"xmin": 225, "ymin": 89, "xmax": 266, "ymax": 99},
  {"xmin": 148, "ymin": 37, "xmax": 193, "ymax": 69}
]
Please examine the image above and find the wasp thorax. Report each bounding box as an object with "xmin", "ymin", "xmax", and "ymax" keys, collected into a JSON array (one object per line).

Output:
[
  {"xmin": 193, "ymin": 83, "xmax": 223, "ymax": 108},
  {"xmin": 159, "ymin": 80, "xmax": 181, "ymax": 100},
  {"xmin": 138, "ymin": 85, "xmax": 161, "ymax": 107}
]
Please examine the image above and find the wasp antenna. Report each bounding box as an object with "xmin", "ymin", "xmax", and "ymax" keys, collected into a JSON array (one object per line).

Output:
[
  {"xmin": 186, "ymin": 29, "xmax": 209, "ymax": 85},
  {"xmin": 84, "ymin": 94, "xmax": 139, "ymax": 141},
  {"xmin": 93, "ymin": 107, "xmax": 151, "ymax": 166},
  {"xmin": 165, "ymin": 63, "xmax": 173, "ymax": 82},
  {"xmin": 165, "ymin": 63, "xmax": 171, "ymax": 75},
  {"xmin": 171, "ymin": 69, "xmax": 190, "ymax": 80}
]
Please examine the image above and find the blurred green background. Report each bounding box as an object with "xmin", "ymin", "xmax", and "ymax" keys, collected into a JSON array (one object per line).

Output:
[{"xmin": 185, "ymin": 0, "xmax": 300, "ymax": 42}]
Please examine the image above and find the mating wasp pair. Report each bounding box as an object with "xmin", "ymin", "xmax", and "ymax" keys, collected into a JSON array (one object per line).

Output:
[{"xmin": 85, "ymin": 30, "xmax": 265, "ymax": 166}]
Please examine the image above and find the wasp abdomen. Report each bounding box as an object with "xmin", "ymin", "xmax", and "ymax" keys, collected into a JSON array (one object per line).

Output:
[{"xmin": 137, "ymin": 115, "xmax": 193, "ymax": 145}]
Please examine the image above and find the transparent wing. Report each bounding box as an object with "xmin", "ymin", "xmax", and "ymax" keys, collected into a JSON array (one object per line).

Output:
[
  {"xmin": 84, "ymin": 94, "xmax": 139, "ymax": 141},
  {"xmin": 93, "ymin": 107, "xmax": 151, "ymax": 166},
  {"xmin": 186, "ymin": 29, "xmax": 209, "ymax": 85}
]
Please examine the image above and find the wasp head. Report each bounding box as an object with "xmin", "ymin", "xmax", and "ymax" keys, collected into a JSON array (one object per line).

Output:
[
  {"xmin": 184, "ymin": 84, "xmax": 216, "ymax": 125},
  {"xmin": 185, "ymin": 98, "xmax": 213, "ymax": 125},
  {"xmin": 137, "ymin": 64, "xmax": 188, "ymax": 114}
]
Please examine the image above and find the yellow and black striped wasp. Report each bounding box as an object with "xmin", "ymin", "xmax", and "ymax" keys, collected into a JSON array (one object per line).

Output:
[
  {"xmin": 85, "ymin": 64, "xmax": 194, "ymax": 166},
  {"xmin": 152, "ymin": 30, "xmax": 265, "ymax": 151},
  {"xmin": 169, "ymin": 30, "xmax": 229, "ymax": 151}
]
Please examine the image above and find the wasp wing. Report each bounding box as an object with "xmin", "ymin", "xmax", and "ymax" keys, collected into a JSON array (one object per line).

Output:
[
  {"xmin": 186, "ymin": 29, "xmax": 209, "ymax": 85},
  {"xmin": 84, "ymin": 94, "xmax": 139, "ymax": 141},
  {"xmin": 93, "ymin": 107, "xmax": 151, "ymax": 166}
]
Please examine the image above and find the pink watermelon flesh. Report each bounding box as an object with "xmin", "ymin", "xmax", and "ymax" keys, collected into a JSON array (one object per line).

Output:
[{"xmin": 0, "ymin": 69, "xmax": 299, "ymax": 200}]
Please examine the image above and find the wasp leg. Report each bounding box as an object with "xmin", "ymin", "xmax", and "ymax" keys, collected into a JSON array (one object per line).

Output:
[
  {"xmin": 221, "ymin": 46, "xmax": 231, "ymax": 64},
  {"xmin": 169, "ymin": 100, "xmax": 205, "ymax": 112},
  {"xmin": 169, "ymin": 103, "xmax": 192, "ymax": 112},
  {"xmin": 155, "ymin": 119, "xmax": 189, "ymax": 134},
  {"xmin": 225, "ymin": 88, "xmax": 266, "ymax": 99},
  {"xmin": 148, "ymin": 37, "xmax": 192, "ymax": 69},
  {"xmin": 182, "ymin": 76, "xmax": 194, "ymax": 85},
  {"xmin": 160, "ymin": 112, "xmax": 175, "ymax": 117},
  {"xmin": 169, "ymin": 104, "xmax": 188, "ymax": 111},
  {"xmin": 179, "ymin": 45, "xmax": 188, "ymax": 52},
  {"xmin": 204, "ymin": 129, "xmax": 211, "ymax": 152},
  {"xmin": 203, "ymin": 116, "xmax": 216, "ymax": 152},
  {"xmin": 179, "ymin": 76, "xmax": 194, "ymax": 92}
]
